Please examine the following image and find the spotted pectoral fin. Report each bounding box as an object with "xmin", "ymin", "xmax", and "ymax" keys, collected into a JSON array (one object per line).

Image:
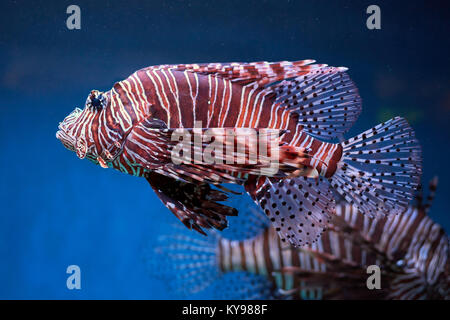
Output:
[
  {"xmin": 256, "ymin": 177, "xmax": 335, "ymax": 247},
  {"xmin": 145, "ymin": 171, "xmax": 238, "ymax": 235}
]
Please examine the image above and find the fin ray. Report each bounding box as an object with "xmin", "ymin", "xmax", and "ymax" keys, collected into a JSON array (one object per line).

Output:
[
  {"xmin": 145, "ymin": 171, "xmax": 238, "ymax": 234},
  {"xmin": 147, "ymin": 228, "xmax": 220, "ymax": 296},
  {"xmin": 256, "ymin": 176, "xmax": 335, "ymax": 247},
  {"xmin": 274, "ymin": 67, "xmax": 362, "ymax": 140},
  {"xmin": 331, "ymin": 117, "xmax": 422, "ymax": 218}
]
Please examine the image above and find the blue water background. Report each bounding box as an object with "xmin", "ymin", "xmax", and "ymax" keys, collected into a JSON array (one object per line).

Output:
[{"xmin": 0, "ymin": 0, "xmax": 449, "ymax": 299}]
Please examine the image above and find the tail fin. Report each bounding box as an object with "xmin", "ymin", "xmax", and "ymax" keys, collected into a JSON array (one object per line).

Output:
[
  {"xmin": 147, "ymin": 225, "xmax": 221, "ymax": 296},
  {"xmin": 330, "ymin": 117, "xmax": 422, "ymax": 218}
]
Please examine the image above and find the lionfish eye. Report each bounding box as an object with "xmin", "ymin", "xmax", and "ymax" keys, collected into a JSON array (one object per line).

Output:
[
  {"xmin": 91, "ymin": 97, "xmax": 101, "ymax": 107},
  {"xmin": 87, "ymin": 90, "xmax": 106, "ymax": 110}
]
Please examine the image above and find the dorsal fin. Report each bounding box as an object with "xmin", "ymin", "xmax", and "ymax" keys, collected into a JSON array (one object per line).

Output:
[
  {"xmin": 142, "ymin": 61, "xmax": 361, "ymax": 141},
  {"xmin": 143, "ymin": 60, "xmax": 323, "ymax": 87}
]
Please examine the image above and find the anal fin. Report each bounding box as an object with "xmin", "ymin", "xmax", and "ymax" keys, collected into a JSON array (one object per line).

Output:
[{"xmin": 256, "ymin": 176, "xmax": 335, "ymax": 247}]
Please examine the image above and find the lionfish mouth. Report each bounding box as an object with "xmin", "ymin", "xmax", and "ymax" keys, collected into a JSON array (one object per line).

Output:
[
  {"xmin": 56, "ymin": 107, "xmax": 82, "ymax": 152},
  {"xmin": 56, "ymin": 128, "xmax": 75, "ymax": 151}
]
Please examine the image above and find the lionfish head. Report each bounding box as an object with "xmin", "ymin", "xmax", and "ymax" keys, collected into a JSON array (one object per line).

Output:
[{"xmin": 56, "ymin": 90, "xmax": 112, "ymax": 166}]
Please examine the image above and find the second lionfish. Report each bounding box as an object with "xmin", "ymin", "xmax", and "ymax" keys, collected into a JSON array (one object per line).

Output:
[{"xmin": 152, "ymin": 179, "xmax": 448, "ymax": 299}]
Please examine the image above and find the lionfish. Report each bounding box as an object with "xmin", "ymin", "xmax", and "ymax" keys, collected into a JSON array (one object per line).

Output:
[
  {"xmin": 152, "ymin": 179, "xmax": 449, "ymax": 300},
  {"xmin": 56, "ymin": 60, "xmax": 422, "ymax": 246}
]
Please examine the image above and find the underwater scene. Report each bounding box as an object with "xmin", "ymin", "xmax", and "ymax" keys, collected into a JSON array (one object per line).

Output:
[{"xmin": 1, "ymin": 0, "xmax": 449, "ymax": 300}]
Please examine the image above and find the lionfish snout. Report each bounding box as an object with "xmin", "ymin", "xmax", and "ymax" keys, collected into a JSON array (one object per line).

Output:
[
  {"xmin": 56, "ymin": 107, "xmax": 82, "ymax": 153},
  {"xmin": 56, "ymin": 128, "xmax": 76, "ymax": 152}
]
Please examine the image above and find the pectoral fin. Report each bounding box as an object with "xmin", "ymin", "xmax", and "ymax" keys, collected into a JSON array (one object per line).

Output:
[{"xmin": 145, "ymin": 171, "xmax": 238, "ymax": 235}]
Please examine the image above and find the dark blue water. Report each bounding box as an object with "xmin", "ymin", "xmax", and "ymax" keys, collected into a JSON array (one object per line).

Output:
[{"xmin": 1, "ymin": 0, "xmax": 449, "ymax": 299}]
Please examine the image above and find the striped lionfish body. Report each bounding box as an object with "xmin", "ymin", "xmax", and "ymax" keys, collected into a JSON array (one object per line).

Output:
[
  {"xmin": 154, "ymin": 180, "xmax": 448, "ymax": 300},
  {"xmin": 57, "ymin": 60, "xmax": 422, "ymax": 246}
]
